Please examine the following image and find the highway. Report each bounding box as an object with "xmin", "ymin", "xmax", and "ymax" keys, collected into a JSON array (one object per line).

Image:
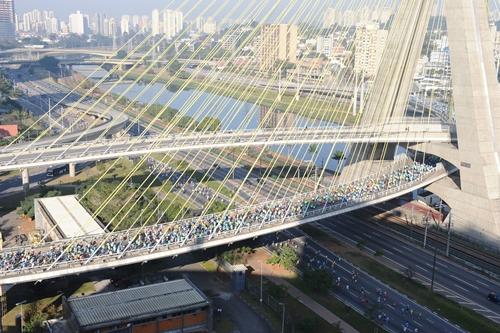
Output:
[
  {"xmin": 311, "ymin": 213, "xmax": 500, "ymax": 323},
  {"xmin": 271, "ymin": 229, "xmax": 466, "ymax": 333},
  {"xmin": 0, "ymin": 121, "xmax": 452, "ymax": 172}
]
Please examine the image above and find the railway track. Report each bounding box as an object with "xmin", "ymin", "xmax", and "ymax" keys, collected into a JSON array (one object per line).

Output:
[{"xmin": 355, "ymin": 206, "xmax": 500, "ymax": 277}]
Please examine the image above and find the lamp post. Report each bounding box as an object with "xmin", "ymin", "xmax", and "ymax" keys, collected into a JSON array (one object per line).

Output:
[
  {"xmin": 259, "ymin": 260, "xmax": 263, "ymax": 304},
  {"xmin": 279, "ymin": 302, "xmax": 285, "ymax": 333}
]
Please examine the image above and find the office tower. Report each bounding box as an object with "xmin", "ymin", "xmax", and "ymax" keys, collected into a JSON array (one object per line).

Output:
[
  {"xmin": 0, "ymin": 0, "xmax": 15, "ymax": 42},
  {"xmin": 354, "ymin": 22, "xmax": 388, "ymax": 77},
  {"xmin": 175, "ymin": 11, "xmax": 183, "ymax": 34},
  {"xmin": 69, "ymin": 11, "xmax": 85, "ymax": 35},
  {"xmin": 151, "ymin": 9, "xmax": 160, "ymax": 36},
  {"xmin": 258, "ymin": 24, "xmax": 297, "ymax": 71}
]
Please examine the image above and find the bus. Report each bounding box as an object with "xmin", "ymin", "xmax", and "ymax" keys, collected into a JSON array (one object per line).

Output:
[{"xmin": 46, "ymin": 164, "xmax": 69, "ymax": 177}]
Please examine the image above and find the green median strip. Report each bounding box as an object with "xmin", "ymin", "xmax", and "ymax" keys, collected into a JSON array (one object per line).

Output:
[{"xmin": 301, "ymin": 225, "xmax": 500, "ymax": 333}]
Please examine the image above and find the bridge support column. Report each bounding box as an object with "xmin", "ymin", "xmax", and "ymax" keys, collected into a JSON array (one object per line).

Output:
[
  {"xmin": 69, "ymin": 163, "xmax": 76, "ymax": 177},
  {"xmin": 21, "ymin": 168, "xmax": 30, "ymax": 193},
  {"xmin": 0, "ymin": 284, "xmax": 12, "ymax": 330}
]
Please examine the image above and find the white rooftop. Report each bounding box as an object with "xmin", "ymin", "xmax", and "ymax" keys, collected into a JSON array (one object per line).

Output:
[{"xmin": 37, "ymin": 195, "xmax": 105, "ymax": 238}]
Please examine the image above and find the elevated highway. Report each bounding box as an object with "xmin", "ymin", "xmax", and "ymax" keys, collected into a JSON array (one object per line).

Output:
[
  {"xmin": 0, "ymin": 121, "xmax": 452, "ymax": 172},
  {"xmin": 0, "ymin": 163, "xmax": 453, "ymax": 285}
]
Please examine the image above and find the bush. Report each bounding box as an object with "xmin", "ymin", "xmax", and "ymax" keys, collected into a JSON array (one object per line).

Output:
[
  {"xmin": 303, "ymin": 269, "xmax": 333, "ymax": 293},
  {"xmin": 267, "ymin": 245, "xmax": 299, "ymax": 271}
]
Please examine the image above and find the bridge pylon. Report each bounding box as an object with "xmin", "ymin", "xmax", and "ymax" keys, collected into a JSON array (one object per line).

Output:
[{"xmin": 424, "ymin": 0, "xmax": 500, "ymax": 244}]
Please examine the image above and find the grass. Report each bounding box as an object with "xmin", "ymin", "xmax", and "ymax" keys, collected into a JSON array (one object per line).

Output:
[
  {"xmin": 200, "ymin": 260, "xmax": 218, "ymax": 272},
  {"xmin": 70, "ymin": 282, "xmax": 96, "ymax": 297},
  {"xmin": 245, "ymin": 277, "xmax": 342, "ymax": 333},
  {"xmin": 203, "ymin": 180, "xmax": 235, "ymax": 199},
  {"xmin": 122, "ymin": 68, "xmax": 358, "ymax": 125},
  {"xmin": 213, "ymin": 316, "xmax": 236, "ymax": 333},
  {"xmin": 290, "ymin": 278, "xmax": 385, "ymax": 333},
  {"xmin": 2, "ymin": 295, "xmax": 60, "ymax": 333},
  {"xmin": 302, "ymin": 225, "xmax": 500, "ymax": 333}
]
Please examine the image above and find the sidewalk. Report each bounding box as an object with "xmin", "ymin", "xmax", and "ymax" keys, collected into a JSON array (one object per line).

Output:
[{"xmin": 246, "ymin": 249, "xmax": 360, "ymax": 333}]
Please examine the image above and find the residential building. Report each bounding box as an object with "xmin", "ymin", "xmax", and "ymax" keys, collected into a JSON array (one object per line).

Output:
[
  {"xmin": 258, "ymin": 24, "xmax": 297, "ymax": 71},
  {"xmin": 323, "ymin": 7, "xmax": 337, "ymax": 28},
  {"xmin": 0, "ymin": 0, "xmax": 15, "ymax": 42},
  {"xmin": 316, "ymin": 34, "xmax": 334, "ymax": 58},
  {"xmin": 203, "ymin": 17, "xmax": 216, "ymax": 34},
  {"xmin": 151, "ymin": 9, "xmax": 160, "ymax": 36},
  {"xmin": 69, "ymin": 11, "xmax": 85, "ymax": 34},
  {"xmin": 120, "ymin": 15, "xmax": 130, "ymax": 35},
  {"xmin": 354, "ymin": 22, "xmax": 388, "ymax": 77},
  {"xmin": 163, "ymin": 9, "xmax": 175, "ymax": 39}
]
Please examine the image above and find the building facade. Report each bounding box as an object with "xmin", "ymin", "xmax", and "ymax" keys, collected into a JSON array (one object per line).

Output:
[
  {"xmin": 0, "ymin": 0, "xmax": 15, "ymax": 42},
  {"xmin": 258, "ymin": 24, "xmax": 297, "ymax": 71},
  {"xmin": 354, "ymin": 22, "xmax": 388, "ymax": 77}
]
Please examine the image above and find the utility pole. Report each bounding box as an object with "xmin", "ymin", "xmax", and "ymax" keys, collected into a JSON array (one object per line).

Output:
[
  {"xmin": 430, "ymin": 247, "xmax": 437, "ymax": 292},
  {"xmin": 423, "ymin": 216, "xmax": 429, "ymax": 249},
  {"xmin": 259, "ymin": 261, "xmax": 263, "ymax": 304},
  {"xmin": 279, "ymin": 302, "xmax": 286, "ymax": 333}
]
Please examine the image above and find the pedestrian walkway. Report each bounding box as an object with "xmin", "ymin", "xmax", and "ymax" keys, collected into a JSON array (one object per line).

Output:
[{"xmin": 246, "ymin": 249, "xmax": 360, "ymax": 333}]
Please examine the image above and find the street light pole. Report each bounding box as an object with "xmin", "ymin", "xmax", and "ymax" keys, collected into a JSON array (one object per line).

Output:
[
  {"xmin": 279, "ymin": 302, "xmax": 285, "ymax": 333},
  {"xmin": 445, "ymin": 211, "xmax": 452, "ymax": 257},
  {"xmin": 259, "ymin": 261, "xmax": 263, "ymax": 304}
]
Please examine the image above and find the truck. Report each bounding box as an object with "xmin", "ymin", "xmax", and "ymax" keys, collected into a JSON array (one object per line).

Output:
[{"xmin": 46, "ymin": 164, "xmax": 69, "ymax": 177}]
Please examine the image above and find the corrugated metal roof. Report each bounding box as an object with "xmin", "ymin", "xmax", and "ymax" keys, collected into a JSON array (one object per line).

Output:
[{"xmin": 67, "ymin": 279, "xmax": 209, "ymax": 328}]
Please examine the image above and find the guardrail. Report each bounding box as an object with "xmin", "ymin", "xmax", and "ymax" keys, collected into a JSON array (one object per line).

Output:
[{"xmin": 0, "ymin": 163, "xmax": 448, "ymax": 278}]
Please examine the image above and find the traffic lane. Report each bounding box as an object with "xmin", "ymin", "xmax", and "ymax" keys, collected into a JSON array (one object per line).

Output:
[
  {"xmin": 326, "ymin": 216, "xmax": 500, "ymax": 302},
  {"xmin": 281, "ymin": 230, "xmax": 465, "ymax": 333},
  {"xmin": 318, "ymin": 216, "xmax": 500, "ymax": 320}
]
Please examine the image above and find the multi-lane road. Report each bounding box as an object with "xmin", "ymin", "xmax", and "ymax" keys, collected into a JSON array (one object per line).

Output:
[{"xmin": 310, "ymin": 212, "xmax": 500, "ymax": 324}]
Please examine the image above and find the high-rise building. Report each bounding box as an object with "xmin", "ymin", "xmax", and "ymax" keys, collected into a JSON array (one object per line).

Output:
[
  {"xmin": 120, "ymin": 15, "xmax": 130, "ymax": 35},
  {"xmin": 69, "ymin": 11, "xmax": 85, "ymax": 34},
  {"xmin": 163, "ymin": 9, "xmax": 174, "ymax": 38},
  {"xmin": 151, "ymin": 9, "xmax": 160, "ymax": 36},
  {"xmin": 258, "ymin": 24, "xmax": 297, "ymax": 71},
  {"xmin": 175, "ymin": 11, "xmax": 183, "ymax": 34},
  {"xmin": 139, "ymin": 15, "xmax": 149, "ymax": 33},
  {"xmin": 203, "ymin": 17, "xmax": 216, "ymax": 34},
  {"xmin": 195, "ymin": 16, "xmax": 205, "ymax": 33},
  {"xmin": 0, "ymin": 0, "xmax": 16, "ymax": 42},
  {"xmin": 316, "ymin": 35, "xmax": 334, "ymax": 58},
  {"xmin": 354, "ymin": 22, "xmax": 388, "ymax": 77}
]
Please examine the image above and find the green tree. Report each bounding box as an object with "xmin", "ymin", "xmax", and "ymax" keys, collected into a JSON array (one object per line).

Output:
[
  {"xmin": 303, "ymin": 269, "xmax": 333, "ymax": 293},
  {"xmin": 332, "ymin": 151, "xmax": 345, "ymax": 161},
  {"xmin": 198, "ymin": 116, "xmax": 222, "ymax": 132},
  {"xmin": 38, "ymin": 56, "xmax": 60, "ymax": 73},
  {"xmin": 115, "ymin": 50, "xmax": 127, "ymax": 59},
  {"xmin": 267, "ymin": 245, "xmax": 299, "ymax": 270}
]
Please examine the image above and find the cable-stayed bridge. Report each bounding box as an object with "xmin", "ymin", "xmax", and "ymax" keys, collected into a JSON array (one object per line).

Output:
[{"xmin": 0, "ymin": 121, "xmax": 452, "ymax": 172}]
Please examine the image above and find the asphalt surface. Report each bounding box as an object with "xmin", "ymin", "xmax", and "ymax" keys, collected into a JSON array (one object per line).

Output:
[
  {"xmin": 313, "ymin": 214, "xmax": 500, "ymax": 324},
  {"xmin": 268, "ymin": 229, "xmax": 466, "ymax": 333}
]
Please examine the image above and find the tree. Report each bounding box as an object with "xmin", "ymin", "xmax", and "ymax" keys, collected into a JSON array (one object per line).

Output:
[
  {"xmin": 115, "ymin": 50, "xmax": 127, "ymax": 59},
  {"xmin": 332, "ymin": 151, "xmax": 345, "ymax": 161},
  {"xmin": 267, "ymin": 245, "xmax": 299, "ymax": 270},
  {"xmin": 198, "ymin": 116, "xmax": 222, "ymax": 132},
  {"xmin": 38, "ymin": 56, "xmax": 60, "ymax": 73},
  {"xmin": 303, "ymin": 269, "xmax": 333, "ymax": 293}
]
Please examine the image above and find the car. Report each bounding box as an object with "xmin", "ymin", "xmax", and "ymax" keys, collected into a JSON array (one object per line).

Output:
[{"xmin": 487, "ymin": 292, "xmax": 499, "ymax": 304}]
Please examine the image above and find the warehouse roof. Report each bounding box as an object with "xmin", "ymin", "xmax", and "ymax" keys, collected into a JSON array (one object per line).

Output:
[
  {"xmin": 36, "ymin": 195, "xmax": 104, "ymax": 238},
  {"xmin": 66, "ymin": 279, "xmax": 210, "ymax": 329}
]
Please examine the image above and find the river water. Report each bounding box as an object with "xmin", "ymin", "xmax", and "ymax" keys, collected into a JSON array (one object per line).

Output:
[{"xmin": 74, "ymin": 65, "xmax": 346, "ymax": 171}]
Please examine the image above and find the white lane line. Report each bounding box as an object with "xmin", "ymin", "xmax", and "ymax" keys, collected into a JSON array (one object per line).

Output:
[
  {"xmin": 454, "ymin": 284, "xmax": 470, "ymax": 293},
  {"xmin": 383, "ymin": 248, "xmax": 395, "ymax": 256},
  {"xmin": 475, "ymin": 279, "xmax": 490, "ymax": 288},
  {"xmin": 451, "ymin": 277, "xmax": 479, "ymax": 290},
  {"xmin": 415, "ymin": 264, "xmax": 428, "ymax": 272}
]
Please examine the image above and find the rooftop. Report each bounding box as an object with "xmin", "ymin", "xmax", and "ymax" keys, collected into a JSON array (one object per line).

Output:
[
  {"xmin": 36, "ymin": 195, "xmax": 105, "ymax": 238},
  {"xmin": 66, "ymin": 279, "xmax": 210, "ymax": 329}
]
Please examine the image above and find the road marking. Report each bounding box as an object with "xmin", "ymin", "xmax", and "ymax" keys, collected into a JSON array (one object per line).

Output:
[
  {"xmin": 415, "ymin": 264, "xmax": 428, "ymax": 272},
  {"xmin": 453, "ymin": 284, "xmax": 470, "ymax": 293},
  {"xmin": 475, "ymin": 279, "xmax": 490, "ymax": 288},
  {"xmin": 451, "ymin": 277, "xmax": 479, "ymax": 290}
]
